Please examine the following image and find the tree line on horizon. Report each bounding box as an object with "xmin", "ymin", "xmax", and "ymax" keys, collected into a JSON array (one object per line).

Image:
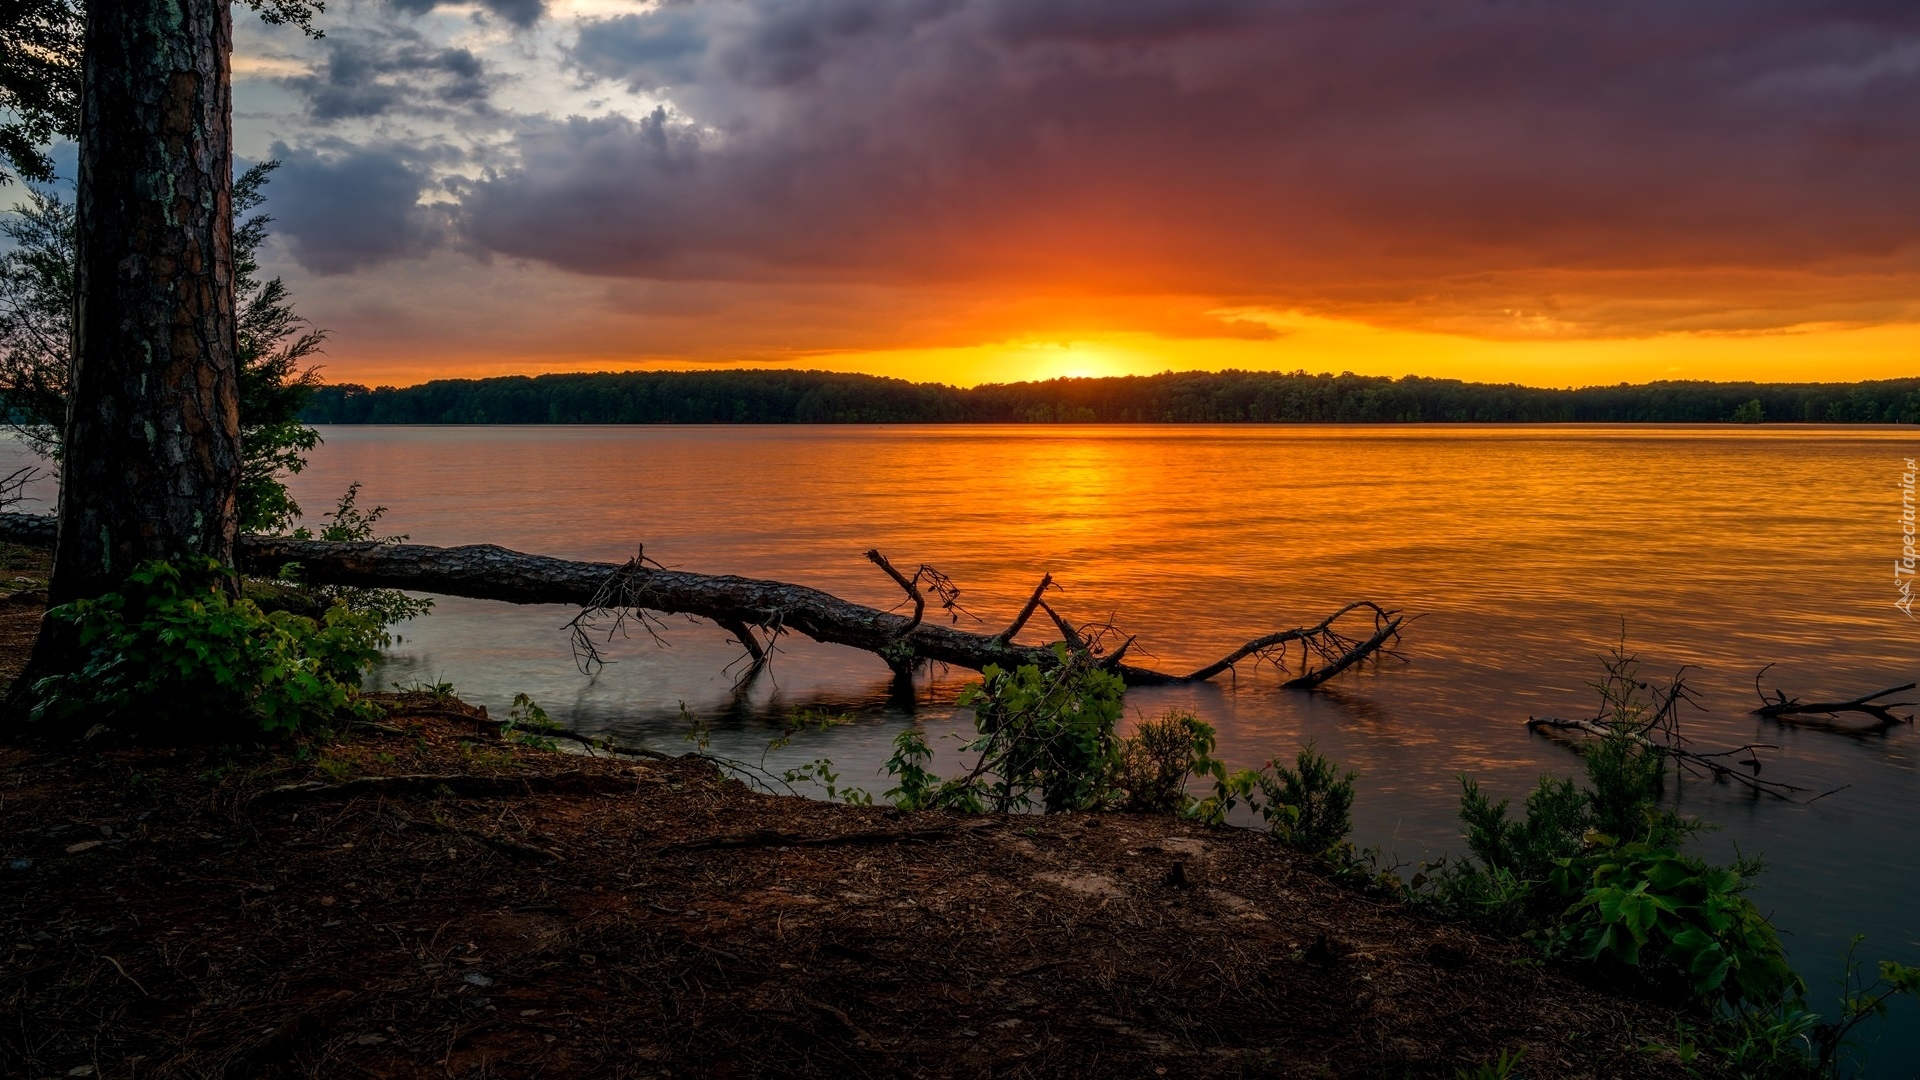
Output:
[{"xmin": 299, "ymin": 369, "xmax": 1920, "ymax": 425}]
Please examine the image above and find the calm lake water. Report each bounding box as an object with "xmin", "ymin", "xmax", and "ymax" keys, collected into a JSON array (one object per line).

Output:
[{"xmin": 11, "ymin": 424, "xmax": 1920, "ymax": 1062}]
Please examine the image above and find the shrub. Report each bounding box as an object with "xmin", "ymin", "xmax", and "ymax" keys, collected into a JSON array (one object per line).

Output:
[
  {"xmin": 1115, "ymin": 709, "xmax": 1218, "ymax": 814},
  {"xmin": 1549, "ymin": 836, "xmax": 1798, "ymax": 1009},
  {"xmin": 281, "ymin": 482, "xmax": 433, "ymax": 628},
  {"xmin": 952, "ymin": 644, "xmax": 1127, "ymax": 813},
  {"xmin": 502, "ymin": 692, "xmax": 562, "ymax": 750},
  {"xmin": 30, "ymin": 558, "xmax": 387, "ymax": 736},
  {"xmin": 881, "ymin": 728, "xmax": 949, "ymax": 810},
  {"xmin": 1428, "ymin": 641, "xmax": 1698, "ymax": 931},
  {"xmin": 1253, "ymin": 743, "xmax": 1357, "ymax": 855},
  {"xmin": 874, "ymin": 662, "xmax": 1360, "ymax": 848}
]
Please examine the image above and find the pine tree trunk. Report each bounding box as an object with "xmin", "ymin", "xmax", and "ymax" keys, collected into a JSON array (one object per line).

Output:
[
  {"xmin": 2, "ymin": 0, "xmax": 241, "ymax": 731},
  {"xmin": 52, "ymin": 0, "xmax": 241, "ymax": 604}
]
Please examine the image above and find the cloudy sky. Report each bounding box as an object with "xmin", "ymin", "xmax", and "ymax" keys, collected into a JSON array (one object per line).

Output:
[{"xmin": 212, "ymin": 0, "xmax": 1920, "ymax": 387}]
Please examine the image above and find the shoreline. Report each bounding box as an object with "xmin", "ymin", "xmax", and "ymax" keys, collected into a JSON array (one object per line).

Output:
[{"xmin": 0, "ymin": 597, "xmax": 1711, "ymax": 1078}]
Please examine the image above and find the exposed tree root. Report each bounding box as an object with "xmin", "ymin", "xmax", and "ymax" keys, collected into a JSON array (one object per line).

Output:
[
  {"xmin": 655, "ymin": 819, "xmax": 1001, "ymax": 855},
  {"xmin": 394, "ymin": 812, "xmax": 564, "ymax": 863},
  {"xmin": 253, "ymin": 771, "xmax": 647, "ymax": 804}
]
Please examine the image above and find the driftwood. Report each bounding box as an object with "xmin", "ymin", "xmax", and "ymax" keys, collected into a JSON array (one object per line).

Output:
[
  {"xmin": 1524, "ymin": 715, "xmax": 1822, "ymax": 800},
  {"xmin": 1751, "ymin": 664, "xmax": 1916, "ymax": 729},
  {"xmin": 1523, "ymin": 656, "xmax": 1841, "ymax": 801},
  {"xmin": 0, "ymin": 513, "xmax": 1406, "ymax": 689}
]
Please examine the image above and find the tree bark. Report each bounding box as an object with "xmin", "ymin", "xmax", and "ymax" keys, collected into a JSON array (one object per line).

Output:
[
  {"xmin": 0, "ymin": 516, "xmax": 1407, "ymax": 689},
  {"xmin": 53, "ymin": 0, "xmax": 241, "ymax": 604}
]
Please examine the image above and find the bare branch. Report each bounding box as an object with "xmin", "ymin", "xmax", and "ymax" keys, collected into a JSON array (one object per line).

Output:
[
  {"xmin": 999, "ymin": 574, "xmax": 1053, "ymax": 641},
  {"xmin": 1523, "ymin": 715, "xmax": 1838, "ymax": 801},
  {"xmin": 719, "ymin": 617, "xmax": 766, "ymax": 662},
  {"xmin": 865, "ymin": 548, "xmax": 925, "ymax": 632},
  {"xmin": 1752, "ymin": 664, "xmax": 1916, "ymax": 728},
  {"xmin": 1128, "ymin": 601, "xmax": 1406, "ymax": 687},
  {"xmin": 1037, "ymin": 600, "xmax": 1085, "ymax": 650}
]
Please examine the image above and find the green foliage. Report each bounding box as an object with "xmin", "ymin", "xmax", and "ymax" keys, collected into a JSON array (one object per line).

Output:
[
  {"xmin": 1551, "ymin": 836, "xmax": 1798, "ymax": 1009},
  {"xmin": 1455, "ymin": 1047, "xmax": 1525, "ymax": 1080},
  {"xmin": 1422, "ymin": 637, "xmax": 1783, "ymax": 1009},
  {"xmin": 953, "ymin": 645, "xmax": 1127, "ymax": 813},
  {"xmin": 1251, "ymin": 742, "xmax": 1356, "ymax": 855},
  {"xmin": 0, "ymin": 165, "xmax": 327, "ymax": 532},
  {"xmin": 1114, "ymin": 709, "xmax": 1220, "ymax": 814},
  {"xmin": 766, "ymin": 708, "xmax": 854, "ymax": 753},
  {"xmin": 231, "ymin": 162, "xmax": 328, "ymax": 533},
  {"xmin": 282, "ymin": 483, "xmax": 434, "ymax": 628},
  {"xmin": 868, "ymin": 684, "xmax": 1363, "ymax": 868},
  {"xmin": 1655, "ymin": 940, "xmax": 1920, "ymax": 1078},
  {"xmin": 881, "ymin": 728, "xmax": 950, "ymax": 810},
  {"xmin": 1427, "ymin": 639, "xmax": 1920, "ymax": 1077},
  {"xmin": 0, "ymin": 185, "xmax": 69, "ymax": 442},
  {"xmin": 1731, "ymin": 398, "xmax": 1765, "ymax": 423},
  {"xmin": 1581, "ymin": 640, "xmax": 1694, "ymax": 846},
  {"xmin": 3, "ymin": 0, "xmax": 317, "ymax": 185},
  {"xmin": 1801, "ymin": 939, "xmax": 1920, "ymax": 1074},
  {"xmin": 1461, "ymin": 774, "xmax": 1588, "ymax": 880},
  {"xmin": 782, "ymin": 758, "xmax": 874, "ymax": 805},
  {"xmin": 392, "ymin": 678, "xmax": 457, "ymax": 702},
  {"xmin": 765, "ymin": 709, "xmax": 875, "ymax": 804},
  {"xmin": 29, "ymin": 558, "xmax": 386, "ymax": 735},
  {"xmin": 0, "ymin": 0, "xmax": 81, "ymax": 185},
  {"xmin": 502, "ymin": 693, "xmax": 561, "ymax": 751},
  {"xmin": 1427, "ymin": 640, "xmax": 1698, "ymax": 931},
  {"xmin": 681, "ymin": 701, "xmax": 711, "ymax": 752}
]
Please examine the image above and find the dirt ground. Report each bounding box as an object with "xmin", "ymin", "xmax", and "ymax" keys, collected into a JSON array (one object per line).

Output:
[{"xmin": 0, "ymin": 571, "xmax": 1711, "ymax": 1078}]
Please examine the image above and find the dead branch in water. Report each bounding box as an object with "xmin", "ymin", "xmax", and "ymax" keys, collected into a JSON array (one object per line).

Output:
[
  {"xmin": 1524, "ymin": 715, "xmax": 1823, "ymax": 801},
  {"xmin": 0, "ymin": 512, "xmax": 1406, "ymax": 689},
  {"xmin": 1143, "ymin": 601, "xmax": 1408, "ymax": 688},
  {"xmin": 997, "ymin": 574, "xmax": 1054, "ymax": 642},
  {"xmin": 1751, "ymin": 664, "xmax": 1916, "ymax": 729},
  {"xmin": 563, "ymin": 544, "xmax": 673, "ymax": 675},
  {"xmin": 1525, "ymin": 655, "xmax": 1840, "ymax": 801}
]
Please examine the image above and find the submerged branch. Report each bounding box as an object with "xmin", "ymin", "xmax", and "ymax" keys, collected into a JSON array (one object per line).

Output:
[
  {"xmin": 1751, "ymin": 664, "xmax": 1916, "ymax": 729},
  {"xmin": 1138, "ymin": 601, "xmax": 1407, "ymax": 688},
  {"xmin": 1524, "ymin": 715, "xmax": 1836, "ymax": 802}
]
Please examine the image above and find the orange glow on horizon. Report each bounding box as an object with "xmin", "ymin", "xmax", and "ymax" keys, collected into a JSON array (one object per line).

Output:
[{"xmin": 319, "ymin": 309, "xmax": 1920, "ymax": 390}]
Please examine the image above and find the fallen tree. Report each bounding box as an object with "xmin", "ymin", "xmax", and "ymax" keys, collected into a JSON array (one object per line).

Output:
[{"xmin": 0, "ymin": 512, "xmax": 1405, "ymax": 689}]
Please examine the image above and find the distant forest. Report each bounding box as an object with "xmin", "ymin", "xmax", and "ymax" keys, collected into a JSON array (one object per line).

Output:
[{"xmin": 299, "ymin": 370, "xmax": 1920, "ymax": 425}]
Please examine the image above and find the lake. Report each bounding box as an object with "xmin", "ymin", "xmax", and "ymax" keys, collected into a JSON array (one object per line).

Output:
[{"xmin": 10, "ymin": 423, "xmax": 1920, "ymax": 1061}]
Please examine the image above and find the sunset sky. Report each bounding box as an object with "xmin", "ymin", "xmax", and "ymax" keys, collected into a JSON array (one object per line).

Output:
[{"xmin": 193, "ymin": 0, "xmax": 1920, "ymax": 387}]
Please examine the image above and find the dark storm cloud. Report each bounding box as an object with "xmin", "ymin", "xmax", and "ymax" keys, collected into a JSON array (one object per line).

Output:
[
  {"xmin": 265, "ymin": 142, "xmax": 447, "ymax": 274},
  {"xmin": 569, "ymin": 7, "xmax": 713, "ymax": 89},
  {"xmin": 287, "ymin": 33, "xmax": 496, "ymax": 121},
  {"xmin": 473, "ymin": 0, "xmax": 1920, "ymax": 334},
  {"xmin": 977, "ymin": 0, "xmax": 1259, "ymax": 44},
  {"xmin": 387, "ymin": 0, "xmax": 546, "ymax": 30}
]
